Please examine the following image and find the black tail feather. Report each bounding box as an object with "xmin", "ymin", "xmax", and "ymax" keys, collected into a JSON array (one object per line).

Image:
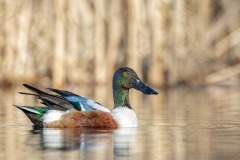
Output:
[
  {"xmin": 47, "ymin": 88, "xmax": 66, "ymax": 95},
  {"xmin": 18, "ymin": 92, "xmax": 38, "ymax": 96},
  {"xmin": 23, "ymin": 84, "xmax": 46, "ymax": 95},
  {"xmin": 21, "ymin": 84, "xmax": 74, "ymax": 110},
  {"xmin": 47, "ymin": 88, "xmax": 78, "ymax": 97}
]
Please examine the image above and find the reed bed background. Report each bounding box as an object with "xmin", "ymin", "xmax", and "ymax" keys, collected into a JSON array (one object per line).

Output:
[{"xmin": 0, "ymin": 0, "xmax": 240, "ymax": 88}]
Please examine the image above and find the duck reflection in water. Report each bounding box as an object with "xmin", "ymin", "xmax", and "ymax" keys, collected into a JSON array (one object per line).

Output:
[{"xmin": 28, "ymin": 127, "xmax": 137, "ymax": 156}]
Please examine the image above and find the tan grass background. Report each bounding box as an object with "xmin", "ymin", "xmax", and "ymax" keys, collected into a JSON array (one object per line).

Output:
[{"xmin": 0, "ymin": 0, "xmax": 240, "ymax": 87}]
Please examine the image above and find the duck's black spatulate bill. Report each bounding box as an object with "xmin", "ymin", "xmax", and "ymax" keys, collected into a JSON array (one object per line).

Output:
[
  {"xmin": 131, "ymin": 78, "xmax": 158, "ymax": 95},
  {"xmin": 141, "ymin": 85, "xmax": 158, "ymax": 95}
]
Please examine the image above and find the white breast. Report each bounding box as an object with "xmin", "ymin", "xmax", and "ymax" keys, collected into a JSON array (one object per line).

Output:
[
  {"xmin": 43, "ymin": 110, "xmax": 65, "ymax": 125},
  {"xmin": 111, "ymin": 107, "xmax": 138, "ymax": 127}
]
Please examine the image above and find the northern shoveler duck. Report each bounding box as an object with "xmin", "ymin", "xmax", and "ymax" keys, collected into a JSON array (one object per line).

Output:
[{"xmin": 15, "ymin": 67, "xmax": 158, "ymax": 128}]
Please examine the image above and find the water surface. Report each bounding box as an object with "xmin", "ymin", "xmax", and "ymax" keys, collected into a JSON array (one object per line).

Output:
[{"xmin": 0, "ymin": 86, "xmax": 240, "ymax": 160}]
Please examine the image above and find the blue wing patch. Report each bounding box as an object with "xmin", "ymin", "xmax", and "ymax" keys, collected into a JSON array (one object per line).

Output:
[{"xmin": 65, "ymin": 96, "xmax": 110, "ymax": 112}]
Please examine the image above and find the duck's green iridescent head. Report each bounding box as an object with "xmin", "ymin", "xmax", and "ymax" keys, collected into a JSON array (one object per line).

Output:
[{"xmin": 113, "ymin": 67, "xmax": 158, "ymax": 95}]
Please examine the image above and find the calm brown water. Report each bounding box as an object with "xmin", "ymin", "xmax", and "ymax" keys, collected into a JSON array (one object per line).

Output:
[{"xmin": 0, "ymin": 86, "xmax": 240, "ymax": 160}]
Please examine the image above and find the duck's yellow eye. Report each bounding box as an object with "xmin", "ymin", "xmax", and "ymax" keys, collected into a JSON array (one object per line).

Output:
[{"xmin": 122, "ymin": 72, "xmax": 128, "ymax": 77}]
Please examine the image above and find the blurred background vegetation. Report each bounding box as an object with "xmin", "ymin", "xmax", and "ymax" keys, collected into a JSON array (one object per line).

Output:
[{"xmin": 0, "ymin": 0, "xmax": 240, "ymax": 88}]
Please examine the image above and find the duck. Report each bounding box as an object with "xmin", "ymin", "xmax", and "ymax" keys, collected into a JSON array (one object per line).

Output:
[{"xmin": 15, "ymin": 67, "xmax": 158, "ymax": 128}]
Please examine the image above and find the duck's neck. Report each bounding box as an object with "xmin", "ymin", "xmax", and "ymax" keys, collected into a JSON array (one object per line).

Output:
[{"xmin": 113, "ymin": 83, "xmax": 131, "ymax": 109}]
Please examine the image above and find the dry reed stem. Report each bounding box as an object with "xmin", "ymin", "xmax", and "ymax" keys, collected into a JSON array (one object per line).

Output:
[
  {"xmin": 106, "ymin": 0, "xmax": 123, "ymax": 81},
  {"xmin": 205, "ymin": 64, "xmax": 240, "ymax": 84},
  {"xmin": 215, "ymin": 28, "xmax": 240, "ymax": 58},
  {"xmin": 94, "ymin": 0, "xmax": 107, "ymax": 84},
  {"xmin": 127, "ymin": 0, "xmax": 142, "ymax": 77},
  {"xmin": 0, "ymin": 0, "xmax": 240, "ymax": 86},
  {"xmin": 52, "ymin": 0, "xmax": 66, "ymax": 88},
  {"xmin": 16, "ymin": 1, "xmax": 33, "ymax": 81},
  {"xmin": 149, "ymin": 0, "xmax": 170, "ymax": 86}
]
